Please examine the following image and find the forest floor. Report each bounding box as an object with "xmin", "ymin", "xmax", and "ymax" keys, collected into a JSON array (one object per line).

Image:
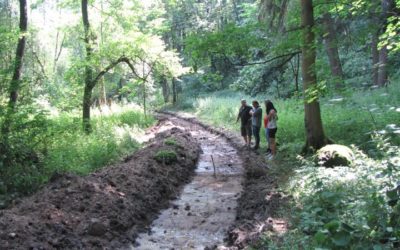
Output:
[{"xmin": 0, "ymin": 112, "xmax": 289, "ymax": 249}]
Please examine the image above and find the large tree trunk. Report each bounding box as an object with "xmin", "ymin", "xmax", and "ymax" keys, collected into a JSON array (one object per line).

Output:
[
  {"xmin": 81, "ymin": 0, "xmax": 94, "ymax": 133},
  {"xmin": 371, "ymin": 32, "xmax": 379, "ymax": 85},
  {"xmin": 301, "ymin": 0, "xmax": 327, "ymax": 150},
  {"xmin": 377, "ymin": 0, "xmax": 394, "ymax": 86},
  {"xmin": 323, "ymin": 13, "xmax": 344, "ymax": 89},
  {"xmin": 8, "ymin": 0, "xmax": 28, "ymax": 109}
]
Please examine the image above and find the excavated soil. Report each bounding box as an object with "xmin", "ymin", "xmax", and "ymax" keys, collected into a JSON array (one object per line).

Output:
[{"xmin": 0, "ymin": 127, "xmax": 200, "ymax": 249}]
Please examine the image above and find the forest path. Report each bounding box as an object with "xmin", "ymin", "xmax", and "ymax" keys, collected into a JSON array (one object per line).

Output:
[{"xmin": 133, "ymin": 113, "xmax": 244, "ymax": 249}]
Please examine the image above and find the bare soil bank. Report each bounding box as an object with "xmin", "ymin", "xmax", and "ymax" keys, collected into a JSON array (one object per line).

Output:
[{"xmin": 0, "ymin": 127, "xmax": 200, "ymax": 249}]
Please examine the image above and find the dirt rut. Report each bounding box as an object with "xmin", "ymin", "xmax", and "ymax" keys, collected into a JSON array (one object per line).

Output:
[{"xmin": 134, "ymin": 116, "xmax": 244, "ymax": 249}]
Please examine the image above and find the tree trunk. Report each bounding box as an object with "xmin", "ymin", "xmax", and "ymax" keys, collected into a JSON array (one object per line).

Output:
[
  {"xmin": 323, "ymin": 13, "xmax": 344, "ymax": 89},
  {"xmin": 290, "ymin": 54, "xmax": 300, "ymax": 93},
  {"xmin": 232, "ymin": 0, "xmax": 240, "ymax": 23},
  {"xmin": 371, "ymin": 32, "xmax": 379, "ymax": 85},
  {"xmin": 172, "ymin": 78, "xmax": 177, "ymax": 104},
  {"xmin": 81, "ymin": 0, "xmax": 94, "ymax": 133},
  {"xmin": 277, "ymin": 0, "xmax": 288, "ymax": 32},
  {"xmin": 377, "ymin": 45, "xmax": 388, "ymax": 86},
  {"xmin": 8, "ymin": 0, "xmax": 28, "ymax": 109},
  {"xmin": 82, "ymin": 85, "xmax": 93, "ymax": 133},
  {"xmin": 160, "ymin": 76, "xmax": 170, "ymax": 103},
  {"xmin": 377, "ymin": 0, "xmax": 394, "ymax": 86},
  {"xmin": 301, "ymin": 0, "xmax": 327, "ymax": 150}
]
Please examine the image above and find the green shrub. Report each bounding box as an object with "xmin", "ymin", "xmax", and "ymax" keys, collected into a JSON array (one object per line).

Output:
[
  {"xmin": 164, "ymin": 138, "xmax": 179, "ymax": 146},
  {"xmin": 154, "ymin": 150, "xmax": 177, "ymax": 164}
]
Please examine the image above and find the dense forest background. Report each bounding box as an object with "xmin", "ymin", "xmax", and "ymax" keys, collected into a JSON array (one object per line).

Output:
[{"xmin": 0, "ymin": 0, "xmax": 399, "ymax": 248}]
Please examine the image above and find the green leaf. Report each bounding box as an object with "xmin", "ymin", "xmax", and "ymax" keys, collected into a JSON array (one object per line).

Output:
[
  {"xmin": 314, "ymin": 230, "xmax": 327, "ymax": 244},
  {"xmin": 331, "ymin": 230, "xmax": 351, "ymax": 246},
  {"xmin": 324, "ymin": 220, "xmax": 340, "ymax": 232},
  {"xmin": 386, "ymin": 189, "xmax": 398, "ymax": 200}
]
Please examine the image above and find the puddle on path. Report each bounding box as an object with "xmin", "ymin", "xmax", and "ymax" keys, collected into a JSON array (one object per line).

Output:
[{"xmin": 133, "ymin": 118, "xmax": 243, "ymax": 249}]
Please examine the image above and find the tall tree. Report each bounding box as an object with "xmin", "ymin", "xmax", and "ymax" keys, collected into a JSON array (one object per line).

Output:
[
  {"xmin": 8, "ymin": 0, "xmax": 28, "ymax": 109},
  {"xmin": 301, "ymin": 0, "xmax": 327, "ymax": 150},
  {"xmin": 377, "ymin": 0, "xmax": 395, "ymax": 86},
  {"xmin": 81, "ymin": 0, "xmax": 94, "ymax": 133},
  {"xmin": 322, "ymin": 13, "xmax": 344, "ymax": 89}
]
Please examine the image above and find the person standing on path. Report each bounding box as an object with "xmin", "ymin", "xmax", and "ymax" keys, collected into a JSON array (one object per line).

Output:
[
  {"xmin": 236, "ymin": 99, "xmax": 253, "ymax": 148},
  {"xmin": 264, "ymin": 100, "xmax": 271, "ymax": 155},
  {"xmin": 250, "ymin": 100, "xmax": 262, "ymax": 150},
  {"xmin": 266, "ymin": 100, "xmax": 278, "ymax": 159}
]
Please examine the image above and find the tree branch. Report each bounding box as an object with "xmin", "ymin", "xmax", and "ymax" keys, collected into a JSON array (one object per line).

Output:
[{"xmin": 234, "ymin": 51, "xmax": 301, "ymax": 66}]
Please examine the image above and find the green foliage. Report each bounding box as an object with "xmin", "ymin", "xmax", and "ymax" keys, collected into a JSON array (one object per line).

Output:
[
  {"xmin": 154, "ymin": 150, "xmax": 177, "ymax": 164},
  {"xmin": 164, "ymin": 137, "xmax": 179, "ymax": 146},
  {"xmin": 171, "ymin": 80, "xmax": 400, "ymax": 248},
  {"xmin": 284, "ymin": 134, "xmax": 400, "ymax": 249},
  {"xmin": 0, "ymin": 108, "xmax": 153, "ymax": 197},
  {"xmin": 184, "ymin": 23, "xmax": 265, "ymax": 67}
]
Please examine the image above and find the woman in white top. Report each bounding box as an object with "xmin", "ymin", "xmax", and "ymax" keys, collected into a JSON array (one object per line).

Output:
[{"xmin": 266, "ymin": 100, "xmax": 278, "ymax": 159}]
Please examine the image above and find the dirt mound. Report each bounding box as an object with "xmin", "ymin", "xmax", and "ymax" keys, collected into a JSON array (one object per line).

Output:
[{"xmin": 0, "ymin": 127, "xmax": 200, "ymax": 249}]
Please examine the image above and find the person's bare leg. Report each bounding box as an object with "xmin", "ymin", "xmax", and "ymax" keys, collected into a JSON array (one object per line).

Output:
[
  {"xmin": 270, "ymin": 138, "xmax": 276, "ymax": 155},
  {"xmin": 243, "ymin": 136, "xmax": 248, "ymax": 145}
]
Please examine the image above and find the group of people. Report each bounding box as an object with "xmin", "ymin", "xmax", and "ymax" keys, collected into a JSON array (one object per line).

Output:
[{"xmin": 236, "ymin": 99, "xmax": 278, "ymax": 160}]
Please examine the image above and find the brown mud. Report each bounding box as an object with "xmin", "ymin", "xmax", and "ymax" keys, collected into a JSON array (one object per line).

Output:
[{"xmin": 0, "ymin": 127, "xmax": 200, "ymax": 249}]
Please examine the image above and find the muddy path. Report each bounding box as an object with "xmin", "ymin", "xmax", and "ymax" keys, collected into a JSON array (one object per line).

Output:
[
  {"xmin": 134, "ymin": 115, "xmax": 244, "ymax": 249},
  {"xmin": 156, "ymin": 112, "xmax": 290, "ymax": 249}
]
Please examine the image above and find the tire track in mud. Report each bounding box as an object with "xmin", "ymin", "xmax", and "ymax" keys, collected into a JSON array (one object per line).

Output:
[{"xmin": 133, "ymin": 115, "xmax": 244, "ymax": 249}]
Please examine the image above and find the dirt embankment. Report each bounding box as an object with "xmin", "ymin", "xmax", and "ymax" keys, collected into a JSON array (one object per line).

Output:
[
  {"xmin": 0, "ymin": 127, "xmax": 200, "ymax": 249},
  {"xmin": 159, "ymin": 111, "xmax": 290, "ymax": 249}
]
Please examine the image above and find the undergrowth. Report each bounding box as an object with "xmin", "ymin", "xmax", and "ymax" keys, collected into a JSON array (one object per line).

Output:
[{"xmin": 0, "ymin": 106, "xmax": 154, "ymax": 204}]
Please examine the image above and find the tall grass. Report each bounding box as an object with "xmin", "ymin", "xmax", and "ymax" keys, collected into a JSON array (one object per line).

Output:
[{"xmin": 176, "ymin": 82, "xmax": 400, "ymax": 154}]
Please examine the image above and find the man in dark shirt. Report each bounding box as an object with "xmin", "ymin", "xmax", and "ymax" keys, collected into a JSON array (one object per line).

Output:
[{"xmin": 236, "ymin": 99, "xmax": 252, "ymax": 148}]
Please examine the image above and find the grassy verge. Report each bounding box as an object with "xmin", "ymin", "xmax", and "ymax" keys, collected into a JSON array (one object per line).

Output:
[
  {"xmin": 168, "ymin": 82, "xmax": 400, "ymax": 249},
  {"xmin": 0, "ymin": 106, "xmax": 155, "ymax": 204}
]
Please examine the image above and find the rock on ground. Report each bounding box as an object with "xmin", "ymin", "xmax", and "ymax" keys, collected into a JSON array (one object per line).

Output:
[{"xmin": 317, "ymin": 144, "xmax": 354, "ymax": 167}]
